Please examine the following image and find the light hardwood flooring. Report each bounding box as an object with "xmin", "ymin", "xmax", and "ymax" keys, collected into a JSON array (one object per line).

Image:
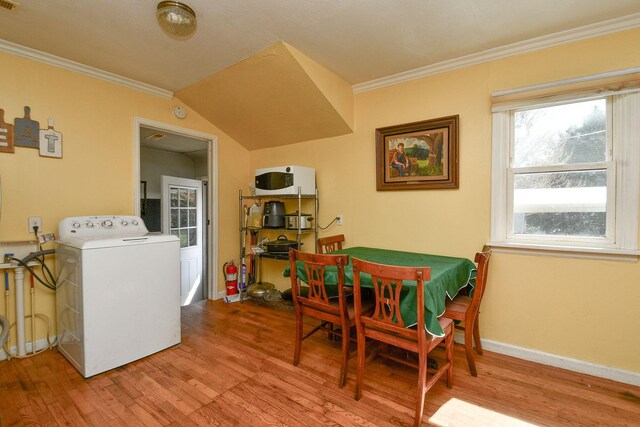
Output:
[{"xmin": 1, "ymin": 299, "xmax": 638, "ymax": 426}]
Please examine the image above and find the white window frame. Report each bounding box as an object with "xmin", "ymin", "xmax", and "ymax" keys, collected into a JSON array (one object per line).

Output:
[{"xmin": 489, "ymin": 92, "xmax": 640, "ymax": 261}]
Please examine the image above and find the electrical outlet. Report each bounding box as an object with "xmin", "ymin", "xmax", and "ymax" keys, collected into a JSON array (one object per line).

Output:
[
  {"xmin": 337, "ymin": 214, "xmax": 344, "ymax": 226},
  {"xmin": 28, "ymin": 216, "xmax": 42, "ymax": 233}
]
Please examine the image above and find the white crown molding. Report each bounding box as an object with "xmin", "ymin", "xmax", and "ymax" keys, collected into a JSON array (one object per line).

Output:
[
  {"xmin": 0, "ymin": 39, "xmax": 173, "ymax": 99},
  {"xmin": 353, "ymin": 13, "xmax": 640, "ymax": 94},
  {"xmin": 454, "ymin": 332, "xmax": 640, "ymax": 387}
]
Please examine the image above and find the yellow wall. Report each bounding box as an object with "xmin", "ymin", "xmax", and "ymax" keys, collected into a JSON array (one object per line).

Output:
[
  {"xmin": 251, "ymin": 29, "xmax": 640, "ymax": 372},
  {"xmin": 3, "ymin": 27, "xmax": 638, "ymax": 373},
  {"xmin": 0, "ymin": 51, "xmax": 249, "ymax": 346}
]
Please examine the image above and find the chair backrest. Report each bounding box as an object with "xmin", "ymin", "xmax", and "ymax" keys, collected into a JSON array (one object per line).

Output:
[
  {"xmin": 352, "ymin": 257, "xmax": 431, "ymax": 349},
  {"xmin": 289, "ymin": 248, "xmax": 349, "ymax": 317},
  {"xmin": 468, "ymin": 249, "xmax": 491, "ymax": 316},
  {"xmin": 317, "ymin": 234, "xmax": 345, "ymax": 254}
]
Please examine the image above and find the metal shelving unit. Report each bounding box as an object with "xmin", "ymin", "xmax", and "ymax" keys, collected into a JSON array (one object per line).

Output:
[{"xmin": 238, "ymin": 187, "xmax": 318, "ymax": 300}]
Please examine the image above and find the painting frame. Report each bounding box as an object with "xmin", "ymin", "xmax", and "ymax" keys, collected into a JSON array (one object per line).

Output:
[{"xmin": 376, "ymin": 115, "xmax": 459, "ymax": 191}]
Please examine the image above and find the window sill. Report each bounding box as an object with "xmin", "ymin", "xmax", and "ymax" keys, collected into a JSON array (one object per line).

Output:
[{"xmin": 486, "ymin": 241, "xmax": 640, "ymax": 262}]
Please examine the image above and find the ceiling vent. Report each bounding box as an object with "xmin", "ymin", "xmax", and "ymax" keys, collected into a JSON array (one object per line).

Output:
[
  {"xmin": 144, "ymin": 132, "xmax": 167, "ymax": 141},
  {"xmin": 0, "ymin": 0, "xmax": 19, "ymax": 11}
]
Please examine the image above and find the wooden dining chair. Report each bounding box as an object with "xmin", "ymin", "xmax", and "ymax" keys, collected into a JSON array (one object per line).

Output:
[
  {"xmin": 317, "ymin": 234, "xmax": 345, "ymax": 254},
  {"xmin": 289, "ymin": 248, "xmax": 355, "ymax": 387},
  {"xmin": 351, "ymin": 258, "xmax": 454, "ymax": 427},
  {"xmin": 442, "ymin": 249, "xmax": 491, "ymax": 377}
]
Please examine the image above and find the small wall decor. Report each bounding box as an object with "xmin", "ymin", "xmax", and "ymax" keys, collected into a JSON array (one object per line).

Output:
[
  {"xmin": 39, "ymin": 118, "xmax": 62, "ymax": 159},
  {"xmin": 376, "ymin": 115, "xmax": 459, "ymax": 191},
  {"xmin": 0, "ymin": 109, "xmax": 15, "ymax": 154},
  {"xmin": 14, "ymin": 106, "xmax": 40, "ymax": 148}
]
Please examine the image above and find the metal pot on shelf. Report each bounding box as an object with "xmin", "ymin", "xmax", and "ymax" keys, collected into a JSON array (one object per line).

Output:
[
  {"xmin": 285, "ymin": 212, "xmax": 313, "ymax": 230},
  {"xmin": 265, "ymin": 235, "xmax": 301, "ymax": 252}
]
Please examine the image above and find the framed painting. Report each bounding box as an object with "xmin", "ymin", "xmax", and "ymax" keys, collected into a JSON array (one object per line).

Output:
[{"xmin": 376, "ymin": 115, "xmax": 459, "ymax": 191}]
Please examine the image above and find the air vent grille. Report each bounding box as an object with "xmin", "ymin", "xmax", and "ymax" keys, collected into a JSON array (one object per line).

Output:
[{"xmin": 144, "ymin": 132, "xmax": 166, "ymax": 141}]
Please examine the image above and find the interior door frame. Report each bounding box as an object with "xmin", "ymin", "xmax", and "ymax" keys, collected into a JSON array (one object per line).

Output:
[{"xmin": 133, "ymin": 117, "xmax": 219, "ymax": 301}]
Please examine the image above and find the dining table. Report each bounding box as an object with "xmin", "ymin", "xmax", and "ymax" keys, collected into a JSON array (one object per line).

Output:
[{"xmin": 283, "ymin": 246, "xmax": 476, "ymax": 337}]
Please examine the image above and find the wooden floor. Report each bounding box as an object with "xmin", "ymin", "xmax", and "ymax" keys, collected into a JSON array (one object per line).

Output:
[{"xmin": 1, "ymin": 299, "xmax": 639, "ymax": 426}]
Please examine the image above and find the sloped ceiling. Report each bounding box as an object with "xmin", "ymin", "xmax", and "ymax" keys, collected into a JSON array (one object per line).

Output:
[{"xmin": 176, "ymin": 42, "xmax": 353, "ymax": 150}]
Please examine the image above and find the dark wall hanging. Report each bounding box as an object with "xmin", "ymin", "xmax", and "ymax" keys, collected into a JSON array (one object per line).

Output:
[{"xmin": 376, "ymin": 115, "xmax": 459, "ymax": 191}]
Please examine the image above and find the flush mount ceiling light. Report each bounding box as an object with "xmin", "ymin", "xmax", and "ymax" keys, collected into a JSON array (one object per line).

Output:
[{"xmin": 156, "ymin": 1, "xmax": 197, "ymax": 37}]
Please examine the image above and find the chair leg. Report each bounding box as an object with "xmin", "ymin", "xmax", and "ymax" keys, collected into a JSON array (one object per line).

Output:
[
  {"xmin": 464, "ymin": 318, "xmax": 478, "ymax": 377},
  {"xmin": 445, "ymin": 325, "xmax": 454, "ymax": 388},
  {"xmin": 473, "ymin": 313, "xmax": 483, "ymax": 355},
  {"xmin": 293, "ymin": 311, "xmax": 303, "ymax": 366},
  {"xmin": 354, "ymin": 325, "xmax": 365, "ymax": 401},
  {"xmin": 339, "ymin": 324, "xmax": 350, "ymax": 388},
  {"xmin": 414, "ymin": 351, "xmax": 428, "ymax": 427}
]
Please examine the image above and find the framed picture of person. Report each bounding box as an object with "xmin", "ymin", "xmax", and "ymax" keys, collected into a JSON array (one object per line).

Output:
[{"xmin": 375, "ymin": 115, "xmax": 459, "ymax": 191}]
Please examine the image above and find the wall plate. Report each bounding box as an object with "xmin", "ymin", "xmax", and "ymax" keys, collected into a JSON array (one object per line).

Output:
[{"xmin": 173, "ymin": 106, "xmax": 186, "ymax": 119}]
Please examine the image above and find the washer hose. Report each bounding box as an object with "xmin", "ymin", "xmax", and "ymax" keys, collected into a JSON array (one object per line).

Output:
[
  {"xmin": 0, "ymin": 315, "xmax": 8, "ymax": 348},
  {"xmin": 10, "ymin": 249, "xmax": 57, "ymax": 290}
]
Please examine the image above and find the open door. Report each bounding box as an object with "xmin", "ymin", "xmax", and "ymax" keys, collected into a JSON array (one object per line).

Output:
[{"xmin": 161, "ymin": 175, "xmax": 203, "ymax": 306}]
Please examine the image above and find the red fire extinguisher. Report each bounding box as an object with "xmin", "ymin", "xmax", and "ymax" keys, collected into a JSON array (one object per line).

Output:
[{"xmin": 223, "ymin": 260, "xmax": 238, "ymax": 296}]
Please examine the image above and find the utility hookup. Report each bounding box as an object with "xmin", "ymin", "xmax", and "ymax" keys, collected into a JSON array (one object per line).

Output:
[{"xmin": 28, "ymin": 216, "xmax": 42, "ymax": 233}]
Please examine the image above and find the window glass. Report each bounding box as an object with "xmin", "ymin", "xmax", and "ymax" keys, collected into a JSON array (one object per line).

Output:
[
  {"xmin": 168, "ymin": 184, "xmax": 199, "ymax": 249},
  {"xmin": 513, "ymin": 170, "xmax": 606, "ymax": 237},
  {"xmin": 170, "ymin": 188, "xmax": 179, "ymax": 207},
  {"xmin": 180, "ymin": 188, "xmax": 188, "ymax": 207},
  {"xmin": 179, "ymin": 229, "xmax": 188, "ymax": 248},
  {"xmin": 179, "ymin": 208, "xmax": 188, "ymax": 227},
  {"xmin": 171, "ymin": 208, "xmax": 178, "ymax": 229},
  {"xmin": 513, "ymin": 99, "xmax": 607, "ymax": 168}
]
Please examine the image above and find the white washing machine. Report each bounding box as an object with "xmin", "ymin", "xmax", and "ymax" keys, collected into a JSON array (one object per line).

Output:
[{"xmin": 56, "ymin": 215, "xmax": 181, "ymax": 378}]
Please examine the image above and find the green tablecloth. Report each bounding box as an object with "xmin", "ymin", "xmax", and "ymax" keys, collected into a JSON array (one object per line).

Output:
[{"xmin": 283, "ymin": 246, "xmax": 476, "ymax": 337}]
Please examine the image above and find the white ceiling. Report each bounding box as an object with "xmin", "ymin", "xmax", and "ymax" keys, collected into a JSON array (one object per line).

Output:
[
  {"xmin": 1, "ymin": 1, "xmax": 640, "ymax": 92},
  {"xmin": 140, "ymin": 126, "xmax": 208, "ymax": 160}
]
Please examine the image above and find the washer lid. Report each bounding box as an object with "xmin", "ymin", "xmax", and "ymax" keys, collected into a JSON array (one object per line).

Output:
[{"xmin": 57, "ymin": 233, "xmax": 179, "ymax": 250}]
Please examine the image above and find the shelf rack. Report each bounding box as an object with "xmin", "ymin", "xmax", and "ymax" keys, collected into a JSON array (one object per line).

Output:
[{"xmin": 238, "ymin": 187, "xmax": 318, "ymax": 300}]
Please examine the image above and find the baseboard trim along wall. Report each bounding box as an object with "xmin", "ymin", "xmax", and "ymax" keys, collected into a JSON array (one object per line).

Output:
[
  {"xmin": 454, "ymin": 332, "xmax": 640, "ymax": 387},
  {"xmin": 0, "ymin": 336, "xmax": 57, "ymax": 361}
]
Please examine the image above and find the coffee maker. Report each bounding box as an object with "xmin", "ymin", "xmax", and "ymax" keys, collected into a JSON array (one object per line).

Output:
[{"xmin": 262, "ymin": 201, "xmax": 285, "ymax": 228}]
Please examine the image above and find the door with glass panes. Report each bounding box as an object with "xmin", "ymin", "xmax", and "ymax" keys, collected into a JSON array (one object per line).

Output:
[{"xmin": 161, "ymin": 175, "xmax": 203, "ymax": 306}]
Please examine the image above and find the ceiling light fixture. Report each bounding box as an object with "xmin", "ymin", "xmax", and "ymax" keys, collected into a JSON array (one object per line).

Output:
[
  {"xmin": 0, "ymin": 0, "xmax": 20, "ymax": 11},
  {"xmin": 156, "ymin": 1, "xmax": 197, "ymax": 37}
]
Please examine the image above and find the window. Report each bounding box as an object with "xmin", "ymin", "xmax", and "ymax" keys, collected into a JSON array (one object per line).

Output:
[
  {"xmin": 169, "ymin": 186, "xmax": 198, "ymax": 248},
  {"xmin": 490, "ymin": 85, "xmax": 640, "ymax": 260}
]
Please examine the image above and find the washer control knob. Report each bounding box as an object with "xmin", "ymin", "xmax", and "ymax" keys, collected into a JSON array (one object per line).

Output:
[
  {"xmin": 102, "ymin": 220, "xmax": 113, "ymax": 228},
  {"xmin": 86, "ymin": 222, "xmax": 94, "ymax": 228},
  {"xmin": 132, "ymin": 220, "xmax": 139, "ymax": 226},
  {"xmin": 121, "ymin": 220, "xmax": 128, "ymax": 226},
  {"xmin": 72, "ymin": 222, "xmax": 81, "ymax": 229}
]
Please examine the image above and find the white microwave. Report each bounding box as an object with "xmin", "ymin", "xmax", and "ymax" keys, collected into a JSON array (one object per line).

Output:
[{"xmin": 255, "ymin": 166, "xmax": 316, "ymax": 196}]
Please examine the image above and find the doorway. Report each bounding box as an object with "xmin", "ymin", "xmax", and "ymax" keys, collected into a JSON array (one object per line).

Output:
[{"xmin": 133, "ymin": 118, "xmax": 218, "ymax": 305}]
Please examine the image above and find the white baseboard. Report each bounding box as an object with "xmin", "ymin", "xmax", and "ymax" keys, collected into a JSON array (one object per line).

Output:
[
  {"xmin": 0, "ymin": 336, "xmax": 57, "ymax": 361},
  {"xmin": 454, "ymin": 332, "xmax": 640, "ymax": 387}
]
